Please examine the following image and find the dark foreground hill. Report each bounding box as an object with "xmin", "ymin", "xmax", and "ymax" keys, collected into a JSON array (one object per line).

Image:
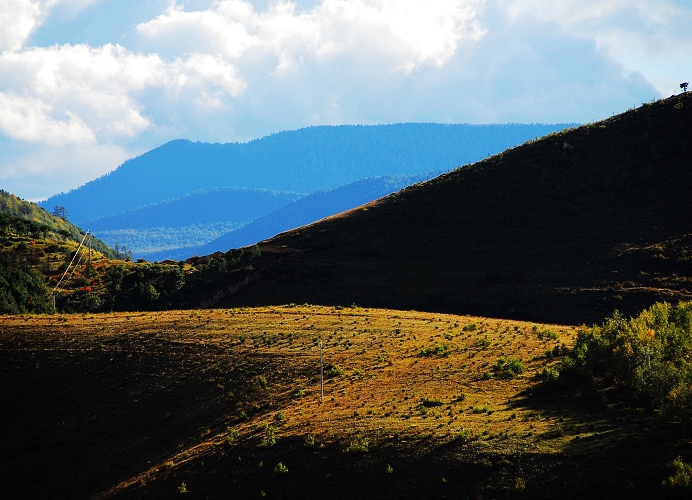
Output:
[
  {"xmin": 39, "ymin": 123, "xmax": 574, "ymax": 225},
  {"xmin": 173, "ymin": 94, "xmax": 692, "ymax": 325}
]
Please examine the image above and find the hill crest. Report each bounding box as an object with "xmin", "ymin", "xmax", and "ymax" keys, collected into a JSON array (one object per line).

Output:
[{"xmin": 171, "ymin": 93, "xmax": 692, "ymax": 325}]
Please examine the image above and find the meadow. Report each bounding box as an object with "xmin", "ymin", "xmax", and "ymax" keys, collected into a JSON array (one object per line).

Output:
[{"xmin": 3, "ymin": 306, "xmax": 684, "ymax": 498}]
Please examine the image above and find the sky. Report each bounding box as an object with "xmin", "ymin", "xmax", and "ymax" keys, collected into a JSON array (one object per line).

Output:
[{"xmin": 0, "ymin": 0, "xmax": 689, "ymax": 201}]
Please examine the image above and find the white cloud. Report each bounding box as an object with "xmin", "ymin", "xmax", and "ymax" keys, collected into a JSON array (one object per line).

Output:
[
  {"xmin": 1, "ymin": 0, "xmax": 687, "ymax": 201},
  {"xmin": 0, "ymin": 41, "xmax": 249, "ymax": 144},
  {"xmin": 0, "ymin": 0, "xmax": 101, "ymax": 52},
  {"xmin": 505, "ymin": 0, "xmax": 692, "ymax": 94},
  {"xmin": 0, "ymin": 91, "xmax": 94, "ymax": 144},
  {"xmin": 0, "ymin": 0, "xmax": 43, "ymax": 52},
  {"xmin": 0, "ymin": 140, "xmax": 137, "ymax": 201},
  {"xmin": 0, "ymin": 43, "xmax": 160, "ymax": 143},
  {"xmin": 137, "ymin": 0, "xmax": 486, "ymax": 74}
]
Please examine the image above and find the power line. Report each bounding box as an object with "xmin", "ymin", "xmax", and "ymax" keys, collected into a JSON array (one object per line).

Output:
[{"xmin": 53, "ymin": 230, "xmax": 90, "ymax": 293}]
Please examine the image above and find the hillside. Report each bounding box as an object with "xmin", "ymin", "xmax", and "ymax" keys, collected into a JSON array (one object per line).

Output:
[
  {"xmin": 3, "ymin": 307, "xmax": 685, "ymax": 499},
  {"xmin": 171, "ymin": 94, "xmax": 692, "ymax": 326},
  {"xmin": 38, "ymin": 123, "xmax": 575, "ymax": 225},
  {"xmin": 0, "ymin": 190, "xmax": 115, "ymax": 257},
  {"xmin": 147, "ymin": 173, "xmax": 434, "ymax": 261}
]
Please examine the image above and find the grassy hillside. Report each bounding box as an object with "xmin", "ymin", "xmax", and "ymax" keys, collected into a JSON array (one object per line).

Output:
[
  {"xmin": 173, "ymin": 94, "xmax": 692, "ymax": 325},
  {"xmin": 3, "ymin": 307, "xmax": 687, "ymax": 499}
]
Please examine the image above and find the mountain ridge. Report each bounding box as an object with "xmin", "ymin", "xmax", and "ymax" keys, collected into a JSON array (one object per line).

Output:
[{"xmin": 38, "ymin": 123, "xmax": 576, "ymax": 225}]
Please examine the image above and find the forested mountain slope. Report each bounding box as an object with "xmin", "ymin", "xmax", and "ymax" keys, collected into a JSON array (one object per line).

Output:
[
  {"xmin": 86, "ymin": 187, "xmax": 302, "ymax": 231},
  {"xmin": 39, "ymin": 123, "xmax": 575, "ymax": 225},
  {"xmin": 85, "ymin": 188, "xmax": 304, "ymax": 259}
]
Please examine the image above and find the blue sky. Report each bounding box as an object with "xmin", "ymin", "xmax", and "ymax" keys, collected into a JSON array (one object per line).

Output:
[{"xmin": 1, "ymin": 0, "xmax": 690, "ymax": 201}]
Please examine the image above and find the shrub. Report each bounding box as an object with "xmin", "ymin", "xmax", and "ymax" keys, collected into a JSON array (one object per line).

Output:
[
  {"xmin": 455, "ymin": 427, "xmax": 477, "ymax": 442},
  {"xmin": 420, "ymin": 344, "xmax": 449, "ymax": 357},
  {"xmin": 260, "ymin": 425, "xmax": 277, "ymax": 448},
  {"xmin": 225, "ymin": 426, "xmax": 240, "ymax": 445},
  {"xmin": 493, "ymin": 357, "xmax": 525, "ymax": 379},
  {"xmin": 472, "ymin": 405, "xmax": 490, "ymax": 414},
  {"xmin": 421, "ymin": 398, "xmax": 444, "ymax": 408},
  {"xmin": 274, "ymin": 462, "xmax": 289, "ymax": 474},
  {"xmin": 560, "ymin": 301, "xmax": 692, "ymax": 424},
  {"xmin": 537, "ymin": 328, "xmax": 558, "ymax": 341},
  {"xmin": 541, "ymin": 366, "xmax": 560, "ymax": 384},
  {"xmin": 663, "ymin": 456, "xmax": 692, "ymax": 490},
  {"xmin": 326, "ymin": 364, "xmax": 344, "ymax": 377},
  {"xmin": 346, "ymin": 436, "xmax": 369, "ymax": 453}
]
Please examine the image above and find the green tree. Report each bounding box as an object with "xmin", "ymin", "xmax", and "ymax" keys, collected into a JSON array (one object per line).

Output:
[
  {"xmin": 0, "ymin": 252, "xmax": 54, "ymax": 314},
  {"xmin": 559, "ymin": 302, "xmax": 692, "ymax": 426}
]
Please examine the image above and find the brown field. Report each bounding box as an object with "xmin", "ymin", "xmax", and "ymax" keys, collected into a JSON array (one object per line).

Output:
[{"xmin": 2, "ymin": 306, "xmax": 685, "ymax": 499}]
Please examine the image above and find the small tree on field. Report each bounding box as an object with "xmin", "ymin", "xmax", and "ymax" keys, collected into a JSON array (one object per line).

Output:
[{"xmin": 681, "ymin": 82, "xmax": 689, "ymax": 93}]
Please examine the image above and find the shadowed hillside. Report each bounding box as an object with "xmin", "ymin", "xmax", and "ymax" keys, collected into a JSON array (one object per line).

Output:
[{"xmin": 175, "ymin": 94, "xmax": 692, "ymax": 325}]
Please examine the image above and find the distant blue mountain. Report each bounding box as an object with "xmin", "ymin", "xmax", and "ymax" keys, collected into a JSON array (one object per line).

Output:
[
  {"xmin": 144, "ymin": 173, "xmax": 434, "ymax": 261},
  {"xmin": 39, "ymin": 123, "xmax": 576, "ymax": 225},
  {"xmin": 85, "ymin": 187, "xmax": 302, "ymax": 231}
]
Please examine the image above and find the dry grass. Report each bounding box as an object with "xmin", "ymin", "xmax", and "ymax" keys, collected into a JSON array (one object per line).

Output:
[
  {"xmin": 1, "ymin": 307, "xmax": 575, "ymax": 494},
  {"xmin": 2, "ymin": 306, "xmax": 680, "ymax": 499}
]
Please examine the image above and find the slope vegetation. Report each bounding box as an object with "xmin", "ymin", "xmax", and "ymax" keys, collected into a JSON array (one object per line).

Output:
[
  {"xmin": 0, "ymin": 189, "xmax": 114, "ymax": 257},
  {"xmin": 174, "ymin": 94, "xmax": 692, "ymax": 325}
]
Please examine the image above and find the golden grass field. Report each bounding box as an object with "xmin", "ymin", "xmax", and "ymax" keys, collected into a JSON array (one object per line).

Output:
[{"xmin": 4, "ymin": 306, "xmax": 684, "ymax": 499}]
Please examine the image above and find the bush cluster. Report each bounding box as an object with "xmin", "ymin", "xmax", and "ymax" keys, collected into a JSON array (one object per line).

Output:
[{"xmin": 558, "ymin": 301, "xmax": 692, "ymax": 427}]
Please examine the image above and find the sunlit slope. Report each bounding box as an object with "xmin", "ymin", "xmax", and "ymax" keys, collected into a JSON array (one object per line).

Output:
[
  {"xmin": 179, "ymin": 94, "xmax": 692, "ymax": 325},
  {"xmin": 1, "ymin": 307, "xmax": 677, "ymax": 499}
]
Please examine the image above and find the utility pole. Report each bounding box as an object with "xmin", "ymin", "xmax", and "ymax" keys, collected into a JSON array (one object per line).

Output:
[
  {"xmin": 320, "ymin": 337, "xmax": 324, "ymax": 403},
  {"xmin": 86, "ymin": 231, "xmax": 92, "ymax": 278}
]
